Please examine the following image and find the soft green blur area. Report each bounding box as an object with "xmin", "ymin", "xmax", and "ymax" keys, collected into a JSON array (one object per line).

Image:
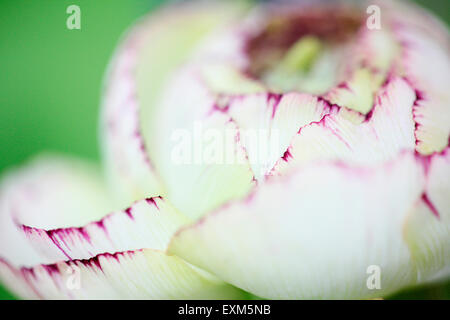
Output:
[
  {"xmin": 0, "ymin": 0, "xmax": 448, "ymax": 299},
  {"xmin": 0, "ymin": 0, "xmax": 162, "ymax": 171}
]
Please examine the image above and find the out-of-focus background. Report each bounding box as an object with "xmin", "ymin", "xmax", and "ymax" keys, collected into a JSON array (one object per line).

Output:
[{"xmin": 0, "ymin": 0, "xmax": 448, "ymax": 299}]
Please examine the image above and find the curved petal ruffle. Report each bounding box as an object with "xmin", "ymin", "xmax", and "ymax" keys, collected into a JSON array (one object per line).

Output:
[
  {"xmin": 271, "ymin": 77, "xmax": 417, "ymax": 176},
  {"xmin": 0, "ymin": 155, "xmax": 112, "ymax": 266},
  {"xmin": 18, "ymin": 197, "xmax": 188, "ymax": 262},
  {"xmin": 226, "ymin": 92, "xmax": 330, "ymax": 180},
  {"xmin": 0, "ymin": 249, "xmax": 244, "ymax": 300},
  {"xmin": 388, "ymin": 1, "xmax": 450, "ymax": 155},
  {"xmin": 0, "ymin": 155, "xmax": 240, "ymax": 299}
]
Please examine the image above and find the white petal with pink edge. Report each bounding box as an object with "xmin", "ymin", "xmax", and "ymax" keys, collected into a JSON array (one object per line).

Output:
[
  {"xmin": 271, "ymin": 77, "xmax": 417, "ymax": 176},
  {"xmin": 169, "ymin": 152, "xmax": 433, "ymax": 299},
  {"xmin": 0, "ymin": 249, "xmax": 244, "ymax": 300},
  {"xmin": 18, "ymin": 197, "xmax": 188, "ymax": 262},
  {"xmin": 227, "ymin": 92, "xmax": 330, "ymax": 180},
  {"xmin": 390, "ymin": 4, "xmax": 450, "ymax": 155},
  {"xmin": 0, "ymin": 155, "xmax": 112, "ymax": 266},
  {"xmin": 0, "ymin": 155, "xmax": 240, "ymax": 299}
]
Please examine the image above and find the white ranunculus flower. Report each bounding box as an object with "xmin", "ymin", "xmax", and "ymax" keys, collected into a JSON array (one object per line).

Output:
[{"xmin": 0, "ymin": 0, "xmax": 449, "ymax": 299}]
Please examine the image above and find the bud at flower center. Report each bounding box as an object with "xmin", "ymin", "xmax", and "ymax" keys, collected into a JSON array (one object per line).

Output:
[{"xmin": 245, "ymin": 7, "xmax": 363, "ymax": 93}]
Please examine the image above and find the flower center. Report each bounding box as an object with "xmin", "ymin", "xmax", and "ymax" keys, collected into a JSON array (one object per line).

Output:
[{"xmin": 245, "ymin": 7, "xmax": 363, "ymax": 93}]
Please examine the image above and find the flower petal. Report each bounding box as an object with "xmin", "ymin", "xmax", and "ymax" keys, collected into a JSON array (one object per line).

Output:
[
  {"xmin": 325, "ymin": 68, "xmax": 380, "ymax": 115},
  {"xmin": 271, "ymin": 77, "xmax": 416, "ymax": 175},
  {"xmin": 390, "ymin": 4, "xmax": 450, "ymax": 155},
  {"xmin": 102, "ymin": 2, "xmax": 248, "ymax": 208},
  {"xmin": 0, "ymin": 249, "xmax": 243, "ymax": 300},
  {"xmin": 0, "ymin": 155, "xmax": 189, "ymax": 264},
  {"xmin": 169, "ymin": 152, "xmax": 429, "ymax": 299},
  {"xmin": 0, "ymin": 155, "xmax": 240, "ymax": 299},
  {"xmin": 149, "ymin": 68, "xmax": 256, "ymax": 220},
  {"xmin": 226, "ymin": 92, "xmax": 329, "ymax": 179},
  {"xmin": 404, "ymin": 150, "xmax": 450, "ymax": 282},
  {"xmin": 324, "ymin": 25, "xmax": 400, "ymax": 114},
  {"xmin": 0, "ymin": 155, "xmax": 112, "ymax": 266},
  {"xmin": 18, "ymin": 197, "xmax": 188, "ymax": 262},
  {"xmin": 199, "ymin": 63, "xmax": 266, "ymax": 95}
]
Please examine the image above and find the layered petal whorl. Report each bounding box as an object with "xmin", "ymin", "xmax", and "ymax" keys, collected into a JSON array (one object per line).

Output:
[{"xmin": 1, "ymin": 0, "xmax": 449, "ymax": 299}]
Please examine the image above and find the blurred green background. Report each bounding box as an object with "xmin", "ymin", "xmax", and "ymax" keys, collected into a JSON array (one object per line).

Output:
[{"xmin": 0, "ymin": 0, "xmax": 448, "ymax": 299}]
